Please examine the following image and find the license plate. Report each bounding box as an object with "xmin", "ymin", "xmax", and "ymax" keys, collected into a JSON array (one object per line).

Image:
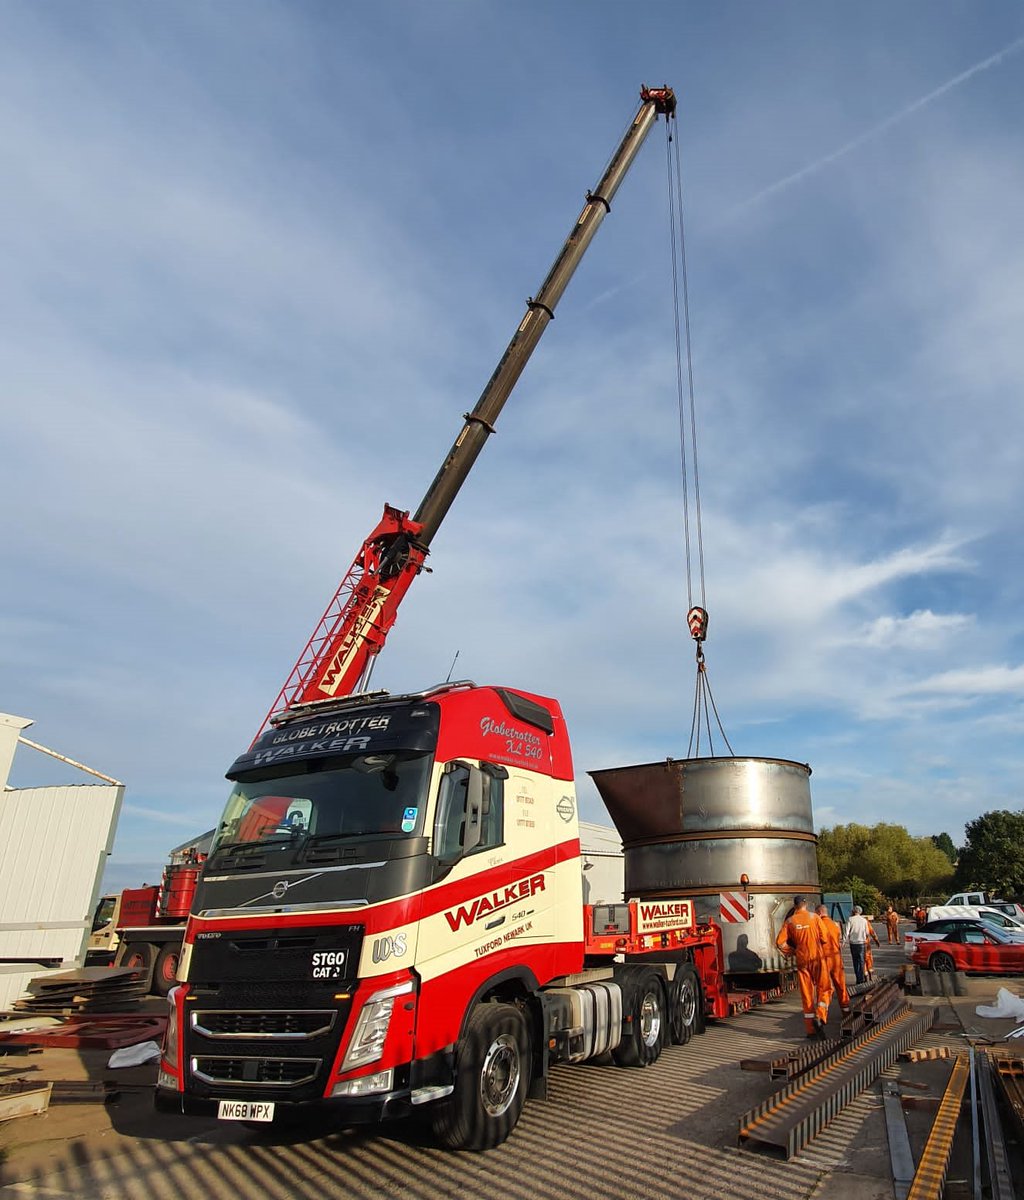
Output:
[{"xmin": 218, "ymin": 1100, "xmax": 275, "ymax": 1123}]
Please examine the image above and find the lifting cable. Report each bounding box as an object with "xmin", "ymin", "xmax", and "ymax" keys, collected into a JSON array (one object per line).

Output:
[{"xmin": 663, "ymin": 118, "xmax": 734, "ymax": 758}]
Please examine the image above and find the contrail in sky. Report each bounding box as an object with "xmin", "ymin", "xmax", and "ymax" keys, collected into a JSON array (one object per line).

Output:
[{"xmin": 731, "ymin": 33, "xmax": 1024, "ymax": 214}]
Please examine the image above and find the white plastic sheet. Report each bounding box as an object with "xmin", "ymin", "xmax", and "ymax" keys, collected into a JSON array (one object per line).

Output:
[
  {"xmin": 107, "ymin": 1039, "xmax": 162, "ymax": 1068},
  {"xmin": 975, "ymin": 986, "xmax": 1024, "ymax": 1021}
]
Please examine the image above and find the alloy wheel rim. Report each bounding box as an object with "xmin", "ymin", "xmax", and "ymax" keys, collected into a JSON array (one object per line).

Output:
[{"xmin": 479, "ymin": 1033, "xmax": 520, "ymax": 1117}]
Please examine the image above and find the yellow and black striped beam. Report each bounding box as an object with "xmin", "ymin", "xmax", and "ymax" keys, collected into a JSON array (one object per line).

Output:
[{"xmin": 906, "ymin": 1052, "xmax": 969, "ymax": 1200}]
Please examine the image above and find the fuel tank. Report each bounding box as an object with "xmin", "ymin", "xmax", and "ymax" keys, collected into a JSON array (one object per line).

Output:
[{"xmin": 589, "ymin": 756, "xmax": 819, "ymax": 972}]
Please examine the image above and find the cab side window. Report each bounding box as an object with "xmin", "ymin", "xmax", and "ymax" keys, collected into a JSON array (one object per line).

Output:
[{"xmin": 434, "ymin": 765, "xmax": 504, "ymax": 861}]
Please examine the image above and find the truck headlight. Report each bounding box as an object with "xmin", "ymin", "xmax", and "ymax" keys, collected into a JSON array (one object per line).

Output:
[
  {"xmin": 161, "ymin": 985, "xmax": 181, "ymax": 1077},
  {"xmin": 341, "ymin": 979, "xmax": 413, "ymax": 1072}
]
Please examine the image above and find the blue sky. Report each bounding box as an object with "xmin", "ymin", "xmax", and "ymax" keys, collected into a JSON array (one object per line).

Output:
[{"xmin": 2, "ymin": 3, "xmax": 1023, "ymax": 892}]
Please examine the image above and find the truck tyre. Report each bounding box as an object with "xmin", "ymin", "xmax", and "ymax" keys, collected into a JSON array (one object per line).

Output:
[
  {"xmin": 431, "ymin": 1002, "xmax": 531, "ymax": 1151},
  {"xmin": 668, "ymin": 964, "xmax": 700, "ymax": 1045},
  {"xmin": 153, "ymin": 944, "xmax": 180, "ymax": 997},
  {"xmin": 117, "ymin": 941, "xmax": 156, "ymax": 992},
  {"xmin": 612, "ymin": 968, "xmax": 666, "ymax": 1068}
]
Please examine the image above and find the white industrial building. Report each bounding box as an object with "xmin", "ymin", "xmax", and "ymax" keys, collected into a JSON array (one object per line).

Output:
[
  {"xmin": 0, "ymin": 713, "xmax": 124, "ymax": 1011},
  {"xmin": 579, "ymin": 819, "xmax": 624, "ymax": 905}
]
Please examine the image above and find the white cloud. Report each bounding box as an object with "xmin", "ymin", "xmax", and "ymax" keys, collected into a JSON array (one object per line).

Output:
[
  {"xmin": 859, "ymin": 610, "xmax": 973, "ymax": 650},
  {"xmin": 899, "ymin": 664, "xmax": 1024, "ymax": 698}
]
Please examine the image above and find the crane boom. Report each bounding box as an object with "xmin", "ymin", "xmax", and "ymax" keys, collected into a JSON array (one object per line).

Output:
[{"xmin": 256, "ymin": 85, "xmax": 676, "ymax": 737}]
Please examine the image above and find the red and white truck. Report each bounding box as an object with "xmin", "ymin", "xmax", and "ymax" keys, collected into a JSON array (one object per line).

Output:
[
  {"xmin": 87, "ymin": 838, "xmax": 209, "ymax": 995},
  {"xmin": 156, "ymin": 86, "xmax": 783, "ymax": 1148}
]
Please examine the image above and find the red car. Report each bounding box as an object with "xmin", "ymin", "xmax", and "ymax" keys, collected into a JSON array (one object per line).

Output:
[{"xmin": 911, "ymin": 925, "xmax": 1024, "ymax": 975}]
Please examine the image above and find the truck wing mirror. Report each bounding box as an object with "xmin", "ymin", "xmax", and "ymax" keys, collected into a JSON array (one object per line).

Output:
[{"xmin": 462, "ymin": 766, "xmax": 486, "ymax": 854}]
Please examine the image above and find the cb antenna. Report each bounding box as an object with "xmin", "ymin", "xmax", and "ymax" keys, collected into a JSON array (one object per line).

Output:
[{"xmin": 445, "ymin": 650, "xmax": 460, "ymax": 683}]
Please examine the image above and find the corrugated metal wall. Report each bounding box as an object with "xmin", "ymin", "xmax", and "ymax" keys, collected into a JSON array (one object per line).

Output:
[
  {"xmin": 0, "ymin": 783, "xmax": 124, "ymax": 1010},
  {"xmin": 580, "ymin": 820, "xmax": 624, "ymax": 905}
]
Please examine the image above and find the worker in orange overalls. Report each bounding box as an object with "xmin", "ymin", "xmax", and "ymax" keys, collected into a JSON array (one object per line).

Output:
[
  {"xmin": 815, "ymin": 903, "xmax": 850, "ymax": 1015},
  {"xmin": 863, "ymin": 921, "xmax": 881, "ymax": 981},
  {"xmin": 776, "ymin": 895, "xmax": 831, "ymax": 1036},
  {"xmin": 884, "ymin": 905, "xmax": 900, "ymax": 944}
]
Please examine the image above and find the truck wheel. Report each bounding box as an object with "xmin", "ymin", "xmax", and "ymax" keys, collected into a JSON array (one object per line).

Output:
[
  {"xmin": 431, "ymin": 1002, "xmax": 531, "ymax": 1151},
  {"xmin": 668, "ymin": 965, "xmax": 700, "ymax": 1045},
  {"xmin": 612, "ymin": 969, "xmax": 666, "ymax": 1068},
  {"xmin": 153, "ymin": 945, "xmax": 180, "ymax": 997},
  {"xmin": 117, "ymin": 942, "xmax": 156, "ymax": 993}
]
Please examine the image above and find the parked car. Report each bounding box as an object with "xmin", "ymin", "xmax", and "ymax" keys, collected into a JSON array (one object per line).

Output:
[
  {"xmin": 905, "ymin": 918, "xmax": 1024, "ymax": 959},
  {"xmin": 944, "ymin": 893, "xmax": 1024, "ymax": 920},
  {"xmin": 911, "ymin": 925, "xmax": 1024, "ymax": 975},
  {"xmin": 925, "ymin": 906, "xmax": 1024, "ymax": 932}
]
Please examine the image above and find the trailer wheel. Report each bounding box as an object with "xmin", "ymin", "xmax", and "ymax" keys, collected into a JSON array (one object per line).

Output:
[
  {"xmin": 612, "ymin": 969, "xmax": 665, "ymax": 1068},
  {"xmin": 153, "ymin": 944, "xmax": 180, "ymax": 997},
  {"xmin": 431, "ymin": 1002, "xmax": 531, "ymax": 1151},
  {"xmin": 668, "ymin": 965, "xmax": 700, "ymax": 1045}
]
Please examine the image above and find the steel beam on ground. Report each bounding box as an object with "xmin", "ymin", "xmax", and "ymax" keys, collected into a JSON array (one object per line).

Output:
[
  {"xmin": 882, "ymin": 1081, "xmax": 916, "ymax": 1200},
  {"xmin": 968, "ymin": 1046, "xmax": 981, "ymax": 1200},
  {"xmin": 906, "ymin": 1053, "xmax": 969, "ymax": 1200},
  {"xmin": 977, "ymin": 1051, "xmax": 1014, "ymax": 1200},
  {"xmin": 738, "ymin": 1004, "xmax": 929, "ymax": 1159},
  {"xmin": 992, "ymin": 1052, "xmax": 1024, "ymax": 1135},
  {"xmin": 740, "ymin": 1038, "xmax": 844, "ymax": 1080}
]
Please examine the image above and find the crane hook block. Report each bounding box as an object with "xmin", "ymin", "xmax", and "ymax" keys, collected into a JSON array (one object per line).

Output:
[{"xmin": 687, "ymin": 606, "xmax": 709, "ymax": 642}]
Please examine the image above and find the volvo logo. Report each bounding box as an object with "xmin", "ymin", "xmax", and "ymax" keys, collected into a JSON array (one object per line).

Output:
[
  {"xmin": 556, "ymin": 795, "xmax": 575, "ymax": 823},
  {"xmin": 271, "ymin": 880, "xmax": 290, "ymax": 900}
]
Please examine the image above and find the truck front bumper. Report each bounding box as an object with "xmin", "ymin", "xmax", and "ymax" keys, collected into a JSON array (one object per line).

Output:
[{"xmin": 154, "ymin": 1083, "xmax": 414, "ymax": 1125}]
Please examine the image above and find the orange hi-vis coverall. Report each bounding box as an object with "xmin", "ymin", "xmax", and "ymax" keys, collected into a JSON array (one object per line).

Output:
[
  {"xmin": 819, "ymin": 914, "xmax": 850, "ymax": 1012},
  {"xmin": 776, "ymin": 909, "xmax": 831, "ymax": 1034},
  {"xmin": 864, "ymin": 925, "xmax": 880, "ymax": 979}
]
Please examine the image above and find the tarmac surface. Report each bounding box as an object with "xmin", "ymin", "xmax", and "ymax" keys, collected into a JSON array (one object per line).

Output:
[{"xmin": 1, "ymin": 935, "xmax": 1022, "ymax": 1200}]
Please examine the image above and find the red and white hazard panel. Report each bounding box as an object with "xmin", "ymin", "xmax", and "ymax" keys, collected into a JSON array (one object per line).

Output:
[{"xmin": 719, "ymin": 891, "xmax": 751, "ymax": 923}]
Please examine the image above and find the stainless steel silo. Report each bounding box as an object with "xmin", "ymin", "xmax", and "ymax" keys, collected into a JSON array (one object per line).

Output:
[{"xmin": 589, "ymin": 756, "xmax": 819, "ymax": 973}]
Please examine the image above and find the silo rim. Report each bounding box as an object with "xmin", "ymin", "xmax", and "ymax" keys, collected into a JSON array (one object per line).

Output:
[{"xmin": 588, "ymin": 755, "xmax": 812, "ymax": 778}]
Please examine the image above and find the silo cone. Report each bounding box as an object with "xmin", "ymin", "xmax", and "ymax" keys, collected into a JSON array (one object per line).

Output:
[{"xmin": 589, "ymin": 756, "xmax": 819, "ymax": 974}]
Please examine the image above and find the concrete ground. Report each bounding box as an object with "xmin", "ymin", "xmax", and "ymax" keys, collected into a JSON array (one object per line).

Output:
[{"xmin": 1, "ymin": 935, "xmax": 1022, "ymax": 1199}]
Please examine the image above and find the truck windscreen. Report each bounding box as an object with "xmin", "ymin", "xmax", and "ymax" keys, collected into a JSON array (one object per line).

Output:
[{"xmin": 209, "ymin": 750, "xmax": 433, "ymax": 858}]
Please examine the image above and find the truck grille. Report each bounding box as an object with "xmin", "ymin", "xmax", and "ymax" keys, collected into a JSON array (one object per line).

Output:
[
  {"xmin": 189, "ymin": 923, "xmax": 364, "ymax": 985},
  {"xmin": 190, "ymin": 1010, "xmax": 336, "ymax": 1040},
  {"xmin": 190, "ymin": 1056, "xmax": 320, "ymax": 1088}
]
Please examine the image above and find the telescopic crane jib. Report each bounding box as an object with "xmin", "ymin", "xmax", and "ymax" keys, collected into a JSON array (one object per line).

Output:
[{"xmin": 256, "ymin": 86, "xmax": 676, "ymax": 738}]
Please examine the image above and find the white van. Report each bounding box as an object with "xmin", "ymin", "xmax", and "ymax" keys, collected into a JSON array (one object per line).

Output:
[
  {"xmin": 945, "ymin": 892, "xmax": 1024, "ymax": 919},
  {"xmin": 927, "ymin": 904, "xmax": 1024, "ymax": 932}
]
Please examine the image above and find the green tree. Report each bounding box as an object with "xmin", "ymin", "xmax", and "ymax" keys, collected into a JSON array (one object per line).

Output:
[
  {"xmin": 931, "ymin": 832, "xmax": 957, "ymax": 864},
  {"xmin": 956, "ymin": 810, "xmax": 1024, "ymax": 897},
  {"xmin": 838, "ymin": 875, "xmax": 886, "ymax": 917},
  {"xmin": 817, "ymin": 822, "xmax": 954, "ymax": 896}
]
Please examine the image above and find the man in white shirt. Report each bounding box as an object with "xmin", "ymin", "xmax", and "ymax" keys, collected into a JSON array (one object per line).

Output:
[{"xmin": 844, "ymin": 905, "xmax": 871, "ymax": 984}]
